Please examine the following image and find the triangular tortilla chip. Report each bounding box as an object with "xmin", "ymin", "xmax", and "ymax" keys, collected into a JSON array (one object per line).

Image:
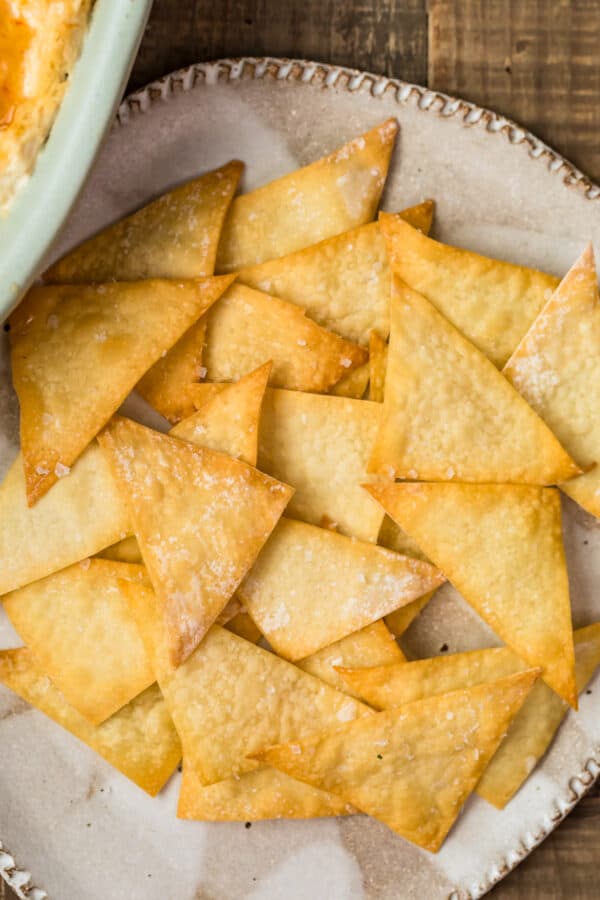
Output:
[
  {"xmin": 178, "ymin": 763, "xmax": 352, "ymax": 821},
  {"xmin": 0, "ymin": 443, "xmax": 130, "ymax": 595},
  {"xmin": 368, "ymin": 330, "xmax": 387, "ymax": 402},
  {"xmin": 0, "ymin": 648, "xmax": 181, "ymax": 796},
  {"xmin": 385, "ymin": 592, "xmax": 436, "ymax": 638},
  {"xmin": 98, "ymin": 536, "xmax": 143, "ymax": 565},
  {"xmin": 170, "ymin": 363, "xmax": 271, "ymax": 466},
  {"xmin": 135, "ymin": 309, "xmax": 208, "ymax": 424},
  {"xmin": 504, "ymin": 245, "xmax": 600, "ymax": 517},
  {"xmin": 121, "ymin": 578, "xmax": 371, "ymax": 785},
  {"xmin": 330, "ymin": 362, "xmax": 370, "ymax": 399},
  {"xmin": 368, "ymin": 278, "xmax": 580, "ymax": 483},
  {"xmin": 237, "ymin": 202, "xmax": 433, "ymax": 346},
  {"xmin": 44, "ymin": 161, "xmax": 243, "ymax": 283},
  {"xmin": 477, "ymin": 623, "xmax": 600, "ymax": 808},
  {"xmin": 380, "ymin": 213, "xmax": 559, "ymax": 367},
  {"xmin": 202, "ymin": 283, "xmax": 367, "ymax": 391},
  {"xmin": 298, "ymin": 621, "xmax": 405, "ymax": 697},
  {"xmin": 99, "ymin": 417, "xmax": 292, "ymax": 666},
  {"xmin": 11, "ymin": 277, "xmax": 229, "ymax": 504},
  {"xmin": 216, "ymin": 120, "xmax": 398, "ymax": 273},
  {"xmin": 366, "ymin": 482, "xmax": 577, "ymax": 706},
  {"xmin": 238, "ymin": 517, "xmax": 444, "ymax": 660},
  {"xmin": 2, "ymin": 560, "xmax": 153, "ymax": 724},
  {"xmin": 253, "ymin": 670, "xmax": 539, "ymax": 851},
  {"xmin": 187, "ymin": 384, "xmax": 384, "ymax": 541}
]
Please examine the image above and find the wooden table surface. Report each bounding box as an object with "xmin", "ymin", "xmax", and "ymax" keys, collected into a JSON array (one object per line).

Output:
[{"xmin": 3, "ymin": 2, "xmax": 599, "ymax": 898}]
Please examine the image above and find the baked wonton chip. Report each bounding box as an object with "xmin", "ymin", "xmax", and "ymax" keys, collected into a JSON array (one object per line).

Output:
[
  {"xmin": 44, "ymin": 160, "xmax": 243, "ymax": 283},
  {"xmin": 504, "ymin": 245, "xmax": 600, "ymax": 517},
  {"xmin": 253, "ymin": 670, "xmax": 539, "ymax": 852},
  {"xmin": 225, "ymin": 609, "xmax": 262, "ymax": 644},
  {"xmin": 330, "ymin": 362, "xmax": 370, "ymax": 399},
  {"xmin": 368, "ymin": 330, "xmax": 387, "ymax": 402},
  {"xmin": 171, "ymin": 362, "xmax": 271, "ymax": 466},
  {"xmin": 121, "ymin": 578, "xmax": 371, "ymax": 785},
  {"xmin": 384, "ymin": 592, "xmax": 436, "ymax": 638},
  {"xmin": 11, "ymin": 277, "xmax": 228, "ymax": 503},
  {"xmin": 202, "ymin": 284, "xmax": 367, "ymax": 391},
  {"xmin": 100, "ymin": 417, "xmax": 292, "ymax": 666},
  {"xmin": 98, "ymin": 536, "xmax": 143, "ymax": 565},
  {"xmin": 237, "ymin": 203, "xmax": 433, "ymax": 346},
  {"xmin": 380, "ymin": 213, "xmax": 559, "ymax": 367},
  {"xmin": 366, "ymin": 482, "xmax": 577, "ymax": 706},
  {"xmin": 216, "ymin": 120, "xmax": 398, "ymax": 272},
  {"xmin": 0, "ymin": 443, "xmax": 130, "ymax": 595},
  {"xmin": 178, "ymin": 762, "xmax": 351, "ymax": 822},
  {"xmin": 2, "ymin": 560, "xmax": 153, "ymax": 724},
  {"xmin": 238, "ymin": 517, "xmax": 444, "ymax": 660},
  {"xmin": 368, "ymin": 278, "xmax": 579, "ymax": 483},
  {"xmin": 0, "ymin": 648, "xmax": 181, "ymax": 796},
  {"xmin": 298, "ymin": 621, "xmax": 405, "ymax": 697}
]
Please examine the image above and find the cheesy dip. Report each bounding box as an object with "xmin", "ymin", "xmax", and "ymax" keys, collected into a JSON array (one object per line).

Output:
[{"xmin": 0, "ymin": 0, "xmax": 93, "ymax": 214}]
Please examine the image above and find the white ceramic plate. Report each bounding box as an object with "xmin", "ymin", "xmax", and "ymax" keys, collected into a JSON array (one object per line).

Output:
[
  {"xmin": 2, "ymin": 58, "xmax": 600, "ymax": 900},
  {"xmin": 0, "ymin": 0, "xmax": 152, "ymax": 322}
]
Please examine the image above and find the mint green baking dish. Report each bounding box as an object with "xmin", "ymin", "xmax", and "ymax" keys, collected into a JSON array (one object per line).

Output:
[{"xmin": 0, "ymin": 0, "xmax": 152, "ymax": 321}]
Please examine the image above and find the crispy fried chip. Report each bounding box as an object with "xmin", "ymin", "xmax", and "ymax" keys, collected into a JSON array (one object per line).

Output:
[
  {"xmin": 504, "ymin": 245, "xmax": 600, "ymax": 517},
  {"xmin": 238, "ymin": 517, "xmax": 444, "ymax": 660},
  {"xmin": 330, "ymin": 362, "xmax": 370, "ymax": 399},
  {"xmin": 298, "ymin": 621, "xmax": 405, "ymax": 697},
  {"xmin": 177, "ymin": 763, "xmax": 352, "ymax": 821},
  {"xmin": 368, "ymin": 330, "xmax": 387, "ymax": 402},
  {"xmin": 253, "ymin": 670, "xmax": 539, "ymax": 851},
  {"xmin": 0, "ymin": 648, "xmax": 181, "ymax": 796},
  {"xmin": 366, "ymin": 482, "xmax": 577, "ymax": 706},
  {"xmin": 0, "ymin": 444, "xmax": 130, "ymax": 595},
  {"xmin": 171, "ymin": 363, "xmax": 271, "ymax": 466},
  {"xmin": 99, "ymin": 417, "xmax": 292, "ymax": 666},
  {"xmin": 121, "ymin": 578, "xmax": 371, "ymax": 785},
  {"xmin": 2, "ymin": 560, "xmax": 153, "ymax": 724},
  {"xmin": 258, "ymin": 388, "xmax": 384, "ymax": 542},
  {"xmin": 216, "ymin": 120, "xmax": 398, "ymax": 273},
  {"xmin": 385, "ymin": 593, "xmax": 436, "ymax": 638},
  {"xmin": 202, "ymin": 284, "xmax": 367, "ymax": 392},
  {"xmin": 225, "ymin": 610, "xmax": 262, "ymax": 644},
  {"xmin": 135, "ymin": 303, "xmax": 209, "ymax": 424},
  {"xmin": 98, "ymin": 536, "xmax": 143, "ymax": 565},
  {"xmin": 11, "ymin": 277, "xmax": 228, "ymax": 504},
  {"xmin": 44, "ymin": 161, "xmax": 243, "ymax": 283},
  {"xmin": 237, "ymin": 203, "xmax": 432, "ymax": 346},
  {"xmin": 368, "ymin": 278, "xmax": 580, "ymax": 483},
  {"xmin": 380, "ymin": 213, "xmax": 559, "ymax": 367}
]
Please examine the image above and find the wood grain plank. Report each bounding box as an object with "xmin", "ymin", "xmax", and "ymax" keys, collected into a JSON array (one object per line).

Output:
[
  {"xmin": 428, "ymin": 0, "xmax": 600, "ymax": 183},
  {"xmin": 129, "ymin": 0, "xmax": 428, "ymax": 91}
]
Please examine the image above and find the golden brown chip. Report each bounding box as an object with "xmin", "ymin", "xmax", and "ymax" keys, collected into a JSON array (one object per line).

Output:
[
  {"xmin": 177, "ymin": 763, "xmax": 351, "ymax": 821},
  {"xmin": 237, "ymin": 202, "xmax": 433, "ymax": 346},
  {"xmin": 0, "ymin": 648, "xmax": 181, "ymax": 796},
  {"xmin": 170, "ymin": 362, "xmax": 271, "ymax": 466},
  {"xmin": 44, "ymin": 161, "xmax": 243, "ymax": 283},
  {"xmin": 216, "ymin": 120, "xmax": 398, "ymax": 273},
  {"xmin": 368, "ymin": 330, "xmax": 387, "ymax": 402},
  {"xmin": 97, "ymin": 536, "xmax": 143, "ymax": 565},
  {"xmin": 225, "ymin": 609, "xmax": 262, "ymax": 644},
  {"xmin": 2, "ymin": 560, "xmax": 153, "ymax": 724},
  {"xmin": 11, "ymin": 277, "xmax": 228, "ymax": 504},
  {"xmin": 366, "ymin": 481, "xmax": 577, "ymax": 706},
  {"xmin": 504, "ymin": 245, "xmax": 600, "ymax": 517},
  {"xmin": 384, "ymin": 592, "xmax": 436, "ymax": 638},
  {"xmin": 121, "ymin": 577, "xmax": 372, "ymax": 786},
  {"xmin": 380, "ymin": 212, "xmax": 559, "ymax": 367},
  {"xmin": 202, "ymin": 283, "xmax": 367, "ymax": 392},
  {"xmin": 298, "ymin": 621, "xmax": 405, "ymax": 697},
  {"xmin": 368, "ymin": 277, "xmax": 580, "ymax": 484},
  {"xmin": 252, "ymin": 670, "xmax": 539, "ymax": 852},
  {"xmin": 238, "ymin": 517, "xmax": 444, "ymax": 660},
  {"xmin": 0, "ymin": 443, "xmax": 130, "ymax": 595},
  {"xmin": 330, "ymin": 362, "xmax": 370, "ymax": 399},
  {"xmin": 99, "ymin": 417, "xmax": 292, "ymax": 666}
]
